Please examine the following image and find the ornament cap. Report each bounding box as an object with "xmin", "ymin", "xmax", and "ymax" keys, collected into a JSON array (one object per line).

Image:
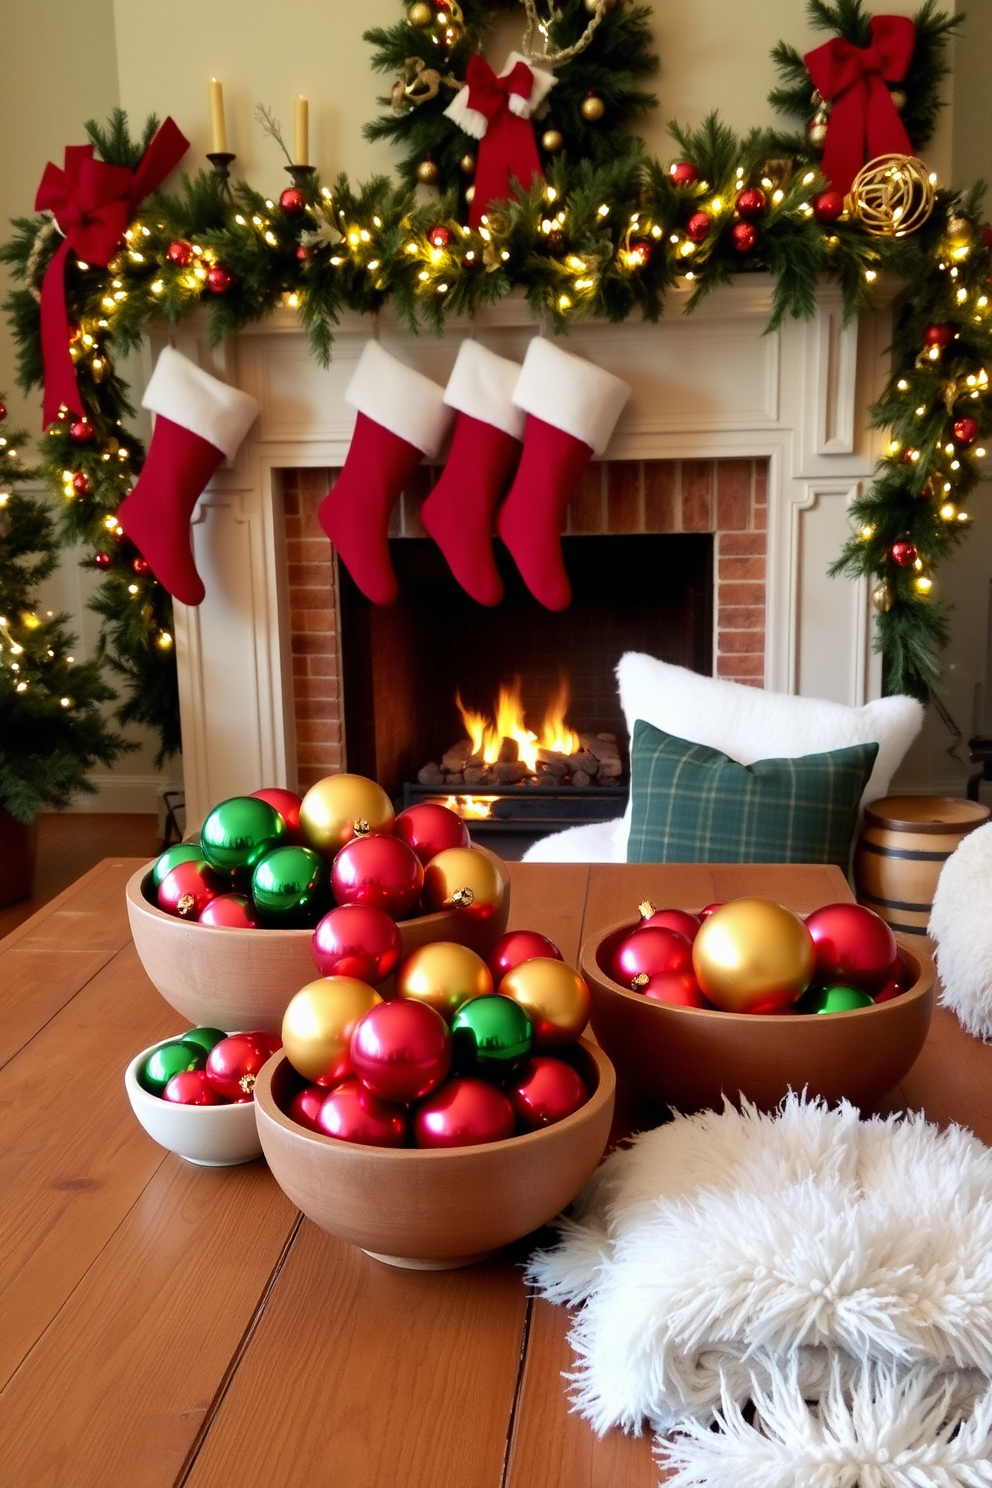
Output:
[
  {"xmin": 638, "ymin": 900, "xmax": 656, "ymax": 920},
  {"xmin": 452, "ymin": 886, "xmax": 475, "ymax": 908}
]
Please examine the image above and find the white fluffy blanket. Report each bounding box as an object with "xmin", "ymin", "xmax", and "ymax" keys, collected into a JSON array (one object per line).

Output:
[
  {"xmin": 930, "ymin": 821, "xmax": 992, "ymax": 1042},
  {"xmin": 527, "ymin": 1097, "xmax": 992, "ymax": 1485}
]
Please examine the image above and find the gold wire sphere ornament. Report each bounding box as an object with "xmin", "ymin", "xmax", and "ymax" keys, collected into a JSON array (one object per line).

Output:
[{"xmin": 845, "ymin": 155, "xmax": 936, "ymax": 238}]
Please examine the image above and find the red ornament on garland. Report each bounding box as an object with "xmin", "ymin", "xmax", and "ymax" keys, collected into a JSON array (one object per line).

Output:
[
  {"xmin": 72, "ymin": 470, "xmax": 91, "ymax": 494},
  {"xmin": 295, "ymin": 244, "xmax": 310, "ymax": 261},
  {"xmin": 668, "ymin": 161, "xmax": 700, "ymax": 185},
  {"xmin": 330, "ymin": 833, "xmax": 425, "ymax": 918},
  {"xmin": 889, "ymin": 539, "xmax": 918, "ymax": 567},
  {"xmin": 94, "ymin": 551, "xmax": 112, "ymax": 569},
  {"xmin": 735, "ymin": 187, "xmax": 767, "ymax": 219},
  {"xmin": 981, "ymin": 224, "xmax": 992, "ymax": 249},
  {"xmin": 132, "ymin": 556, "xmax": 150, "ymax": 575},
  {"xmin": 279, "ymin": 186, "xmax": 307, "ymax": 217},
  {"xmin": 70, "ymin": 418, "xmax": 95, "ymax": 442},
  {"xmin": 0, "ymin": 401, "xmax": 6, "ymax": 421},
  {"xmin": 813, "ymin": 190, "xmax": 845, "ymax": 223},
  {"xmin": 428, "ymin": 224, "xmax": 453, "ymax": 248},
  {"xmin": 923, "ymin": 323, "xmax": 955, "ymax": 349},
  {"xmin": 206, "ymin": 264, "xmax": 233, "ymax": 295},
  {"xmin": 953, "ymin": 417, "xmax": 978, "ymax": 445},
  {"xmin": 686, "ymin": 211, "xmax": 712, "ymax": 243},
  {"xmin": 167, "ymin": 240, "xmax": 194, "ymax": 266},
  {"xmin": 730, "ymin": 221, "xmax": 759, "ymax": 254}
]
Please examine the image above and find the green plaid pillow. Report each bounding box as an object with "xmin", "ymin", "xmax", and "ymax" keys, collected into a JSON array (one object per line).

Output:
[{"xmin": 626, "ymin": 721, "xmax": 878, "ymax": 870}]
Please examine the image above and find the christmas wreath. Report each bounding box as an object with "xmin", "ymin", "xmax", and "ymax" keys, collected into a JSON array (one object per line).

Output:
[{"xmin": 1, "ymin": 0, "xmax": 988, "ymax": 765}]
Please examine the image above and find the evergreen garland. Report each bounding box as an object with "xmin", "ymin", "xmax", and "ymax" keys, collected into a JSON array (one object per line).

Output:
[{"xmin": 0, "ymin": 402, "xmax": 134, "ymax": 821}]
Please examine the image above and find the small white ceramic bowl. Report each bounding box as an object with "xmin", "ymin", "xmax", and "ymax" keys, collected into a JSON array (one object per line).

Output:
[{"xmin": 124, "ymin": 1037, "xmax": 264, "ymax": 1166}]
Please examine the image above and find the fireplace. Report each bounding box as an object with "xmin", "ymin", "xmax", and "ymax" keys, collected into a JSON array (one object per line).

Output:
[{"xmin": 166, "ymin": 279, "xmax": 895, "ymax": 826}]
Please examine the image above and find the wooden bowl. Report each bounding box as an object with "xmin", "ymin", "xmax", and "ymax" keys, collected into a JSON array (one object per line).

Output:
[
  {"xmin": 125, "ymin": 846, "xmax": 511, "ymax": 1035},
  {"xmin": 580, "ymin": 920, "xmax": 935, "ymax": 1114},
  {"xmin": 253, "ymin": 1039, "xmax": 615, "ymax": 1268},
  {"xmin": 124, "ymin": 1038, "xmax": 263, "ymax": 1166}
]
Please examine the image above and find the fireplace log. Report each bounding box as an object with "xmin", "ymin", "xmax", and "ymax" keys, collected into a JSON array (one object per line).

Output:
[
  {"xmin": 418, "ymin": 763, "xmax": 444, "ymax": 786},
  {"xmin": 442, "ymin": 741, "xmax": 472, "ymax": 773}
]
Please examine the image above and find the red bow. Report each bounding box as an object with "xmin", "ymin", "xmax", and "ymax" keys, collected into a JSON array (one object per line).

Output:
[
  {"xmin": 804, "ymin": 15, "xmax": 915, "ymax": 196},
  {"xmin": 464, "ymin": 55, "xmax": 542, "ymax": 229},
  {"xmin": 34, "ymin": 117, "xmax": 189, "ymax": 427}
]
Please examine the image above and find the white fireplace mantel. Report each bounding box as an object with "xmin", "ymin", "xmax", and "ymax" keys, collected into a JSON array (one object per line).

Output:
[{"xmin": 158, "ymin": 278, "xmax": 896, "ymax": 826}]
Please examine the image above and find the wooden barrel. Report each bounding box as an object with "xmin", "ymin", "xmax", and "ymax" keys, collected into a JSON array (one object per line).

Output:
[{"xmin": 854, "ymin": 795, "xmax": 990, "ymax": 936}]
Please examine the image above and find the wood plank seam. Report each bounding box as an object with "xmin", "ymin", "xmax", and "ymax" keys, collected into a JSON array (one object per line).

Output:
[
  {"xmin": 500, "ymin": 1291, "xmax": 535, "ymax": 1488},
  {"xmin": 0, "ymin": 935, "xmax": 148, "ymax": 1072},
  {"xmin": 173, "ymin": 1212, "xmax": 305, "ymax": 1488},
  {"xmin": 0, "ymin": 859, "xmax": 144, "ymax": 952}
]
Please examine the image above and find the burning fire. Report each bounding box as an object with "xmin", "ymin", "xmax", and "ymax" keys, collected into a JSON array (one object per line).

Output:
[
  {"xmin": 456, "ymin": 677, "xmax": 580, "ymax": 774},
  {"xmin": 441, "ymin": 794, "xmax": 496, "ymax": 820}
]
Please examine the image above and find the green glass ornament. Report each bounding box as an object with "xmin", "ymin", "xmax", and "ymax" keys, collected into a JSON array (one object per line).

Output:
[
  {"xmin": 151, "ymin": 842, "xmax": 203, "ymax": 888},
  {"xmin": 252, "ymin": 845, "xmax": 329, "ymax": 925},
  {"xmin": 799, "ymin": 984, "xmax": 875, "ymax": 1015},
  {"xmin": 140, "ymin": 1039, "xmax": 207, "ymax": 1095},
  {"xmin": 200, "ymin": 796, "xmax": 288, "ymax": 876},
  {"xmin": 451, "ymin": 994, "xmax": 533, "ymax": 1077},
  {"xmin": 181, "ymin": 1026, "xmax": 228, "ymax": 1054}
]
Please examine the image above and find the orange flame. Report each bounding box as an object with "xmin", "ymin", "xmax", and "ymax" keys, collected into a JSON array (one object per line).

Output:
[{"xmin": 456, "ymin": 677, "xmax": 580, "ymax": 771}]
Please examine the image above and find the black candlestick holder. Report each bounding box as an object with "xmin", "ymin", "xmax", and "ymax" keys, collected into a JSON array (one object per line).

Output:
[
  {"xmin": 285, "ymin": 164, "xmax": 316, "ymax": 188},
  {"xmin": 206, "ymin": 152, "xmax": 236, "ymax": 198}
]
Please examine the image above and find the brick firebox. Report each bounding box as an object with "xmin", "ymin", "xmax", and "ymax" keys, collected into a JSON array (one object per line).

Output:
[{"xmin": 283, "ymin": 457, "xmax": 768, "ymax": 794}]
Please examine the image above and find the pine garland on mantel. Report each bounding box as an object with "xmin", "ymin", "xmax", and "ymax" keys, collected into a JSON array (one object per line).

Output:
[{"xmin": 1, "ymin": 0, "xmax": 989, "ymax": 761}]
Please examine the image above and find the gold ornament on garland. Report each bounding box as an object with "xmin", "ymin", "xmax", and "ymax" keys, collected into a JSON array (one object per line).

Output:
[
  {"xmin": 889, "ymin": 87, "xmax": 907, "ymax": 112},
  {"xmin": 581, "ymin": 93, "xmax": 606, "ymax": 121},
  {"xmin": 845, "ymin": 155, "xmax": 936, "ymax": 238},
  {"xmin": 459, "ymin": 152, "xmax": 476, "ymax": 175},
  {"xmin": 871, "ymin": 580, "xmax": 895, "ymax": 613},
  {"xmin": 416, "ymin": 157, "xmax": 441, "ymax": 185},
  {"xmin": 408, "ymin": 1, "xmax": 433, "ymax": 24},
  {"xmin": 541, "ymin": 128, "xmax": 564, "ymax": 154}
]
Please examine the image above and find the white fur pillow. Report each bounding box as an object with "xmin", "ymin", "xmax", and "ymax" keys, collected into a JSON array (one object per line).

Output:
[
  {"xmin": 929, "ymin": 821, "xmax": 992, "ymax": 1040},
  {"xmin": 611, "ymin": 655, "xmax": 924, "ymax": 858}
]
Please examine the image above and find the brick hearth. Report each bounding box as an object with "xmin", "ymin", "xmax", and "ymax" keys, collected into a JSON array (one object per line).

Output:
[{"xmin": 282, "ymin": 458, "xmax": 769, "ymax": 793}]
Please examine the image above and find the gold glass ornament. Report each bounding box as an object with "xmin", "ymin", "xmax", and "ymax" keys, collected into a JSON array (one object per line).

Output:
[
  {"xmin": 396, "ymin": 941, "xmax": 493, "ymax": 1021},
  {"xmin": 541, "ymin": 128, "xmax": 564, "ymax": 154},
  {"xmin": 408, "ymin": 1, "xmax": 433, "ymax": 24},
  {"xmin": 889, "ymin": 87, "xmax": 907, "ymax": 112},
  {"xmin": 459, "ymin": 152, "xmax": 476, "ymax": 175},
  {"xmin": 422, "ymin": 846, "xmax": 506, "ymax": 921},
  {"xmin": 945, "ymin": 214, "xmax": 972, "ymax": 249},
  {"xmin": 500, "ymin": 958, "xmax": 590, "ymax": 1049},
  {"xmin": 692, "ymin": 898, "xmax": 815, "ymax": 1014},
  {"xmin": 580, "ymin": 94, "xmax": 605, "ymax": 122},
  {"xmin": 807, "ymin": 119, "xmax": 829, "ymax": 150},
  {"xmin": 299, "ymin": 773, "xmax": 395, "ymax": 859},
  {"xmin": 871, "ymin": 580, "xmax": 895, "ymax": 613},
  {"xmin": 465, "ymin": 185, "xmax": 475, "ymax": 204},
  {"xmin": 416, "ymin": 158, "xmax": 441, "ymax": 185},
  {"xmin": 845, "ymin": 155, "xmax": 935, "ymax": 238},
  {"xmin": 281, "ymin": 976, "xmax": 382, "ymax": 1085}
]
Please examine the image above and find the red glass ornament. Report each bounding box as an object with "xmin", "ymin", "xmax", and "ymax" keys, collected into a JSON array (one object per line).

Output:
[
  {"xmin": 393, "ymin": 801, "xmax": 470, "ymax": 865},
  {"xmin": 72, "ymin": 470, "xmax": 91, "ymax": 494},
  {"xmin": 280, "ymin": 187, "xmax": 307, "ymax": 216},
  {"xmin": 251, "ymin": 786, "xmax": 305, "ymax": 841},
  {"xmin": 982, "ymin": 224, "xmax": 992, "ymax": 249},
  {"xmin": 331, "ymin": 834, "xmax": 425, "ymax": 918},
  {"xmin": 205, "ymin": 1031, "xmax": 281, "ymax": 1101},
  {"xmin": 686, "ymin": 211, "xmax": 712, "ymax": 244},
  {"xmin": 413, "ymin": 1076, "xmax": 515, "ymax": 1148},
  {"xmin": 295, "ymin": 245, "xmax": 310, "ymax": 261},
  {"xmin": 0, "ymin": 401, "xmax": 6, "ymax": 421},
  {"xmin": 640, "ymin": 971, "xmax": 710, "ymax": 1007},
  {"xmin": 350, "ymin": 998, "xmax": 452, "ymax": 1103},
  {"xmin": 923, "ymin": 323, "xmax": 955, "ymax": 349},
  {"xmin": 873, "ymin": 977, "xmax": 904, "ymax": 1004},
  {"xmin": 668, "ymin": 161, "xmax": 700, "ymax": 185},
  {"xmin": 132, "ymin": 556, "xmax": 150, "ymax": 575},
  {"xmin": 167, "ymin": 240, "xmax": 194, "ymax": 266},
  {"xmin": 206, "ymin": 264, "xmax": 233, "ymax": 295},
  {"xmin": 804, "ymin": 902, "xmax": 898, "ymax": 992},
  {"xmin": 158, "ymin": 859, "xmax": 222, "ymax": 919},
  {"xmin": 70, "ymin": 418, "xmax": 95, "ymax": 442},
  {"xmin": 698, "ymin": 902, "xmax": 724, "ymax": 919},
  {"xmin": 638, "ymin": 905, "xmax": 700, "ymax": 940},
  {"xmin": 730, "ymin": 221, "xmax": 759, "ymax": 254},
  {"xmin": 428, "ymin": 224, "xmax": 453, "ymax": 248},
  {"xmin": 315, "ymin": 1079, "xmax": 408, "ymax": 1146},
  {"xmin": 311, "ymin": 903, "xmax": 403, "ymax": 984},
  {"xmin": 625, "ymin": 237, "xmax": 652, "ymax": 266},
  {"xmin": 509, "ymin": 1057, "xmax": 587, "ymax": 1131},
  {"xmin": 813, "ymin": 190, "xmax": 845, "ymax": 223},
  {"xmin": 735, "ymin": 188, "xmax": 767, "ymax": 219},
  {"xmin": 162, "ymin": 1069, "xmax": 225, "ymax": 1105},
  {"xmin": 94, "ymin": 551, "xmax": 112, "ymax": 570},
  {"xmin": 199, "ymin": 892, "xmax": 258, "ymax": 928},
  {"xmin": 612, "ymin": 926, "xmax": 694, "ymax": 988},
  {"xmin": 889, "ymin": 540, "xmax": 918, "ymax": 567},
  {"xmin": 953, "ymin": 417, "xmax": 978, "ymax": 445},
  {"xmin": 487, "ymin": 929, "xmax": 563, "ymax": 988},
  {"xmin": 286, "ymin": 1082, "xmax": 326, "ymax": 1131}
]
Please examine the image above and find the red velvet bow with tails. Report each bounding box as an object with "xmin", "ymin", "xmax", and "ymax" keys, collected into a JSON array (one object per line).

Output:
[
  {"xmin": 804, "ymin": 15, "xmax": 915, "ymax": 196},
  {"xmin": 465, "ymin": 54, "xmax": 542, "ymax": 229},
  {"xmin": 34, "ymin": 117, "xmax": 189, "ymax": 427}
]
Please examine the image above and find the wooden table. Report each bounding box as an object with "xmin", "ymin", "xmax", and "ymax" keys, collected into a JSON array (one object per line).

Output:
[{"xmin": 3, "ymin": 859, "xmax": 991, "ymax": 1488}]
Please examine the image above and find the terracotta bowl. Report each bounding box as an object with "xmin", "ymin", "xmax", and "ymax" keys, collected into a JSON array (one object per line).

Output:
[
  {"xmin": 253, "ymin": 1038, "xmax": 615, "ymax": 1269},
  {"xmin": 124, "ymin": 1038, "xmax": 264, "ymax": 1166},
  {"xmin": 125, "ymin": 845, "xmax": 511, "ymax": 1035},
  {"xmin": 580, "ymin": 920, "xmax": 936, "ymax": 1114}
]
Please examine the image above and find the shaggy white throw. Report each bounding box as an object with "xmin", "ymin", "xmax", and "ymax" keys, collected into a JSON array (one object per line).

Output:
[
  {"xmin": 527, "ymin": 1097, "xmax": 992, "ymax": 1485},
  {"xmin": 930, "ymin": 821, "xmax": 992, "ymax": 1042}
]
